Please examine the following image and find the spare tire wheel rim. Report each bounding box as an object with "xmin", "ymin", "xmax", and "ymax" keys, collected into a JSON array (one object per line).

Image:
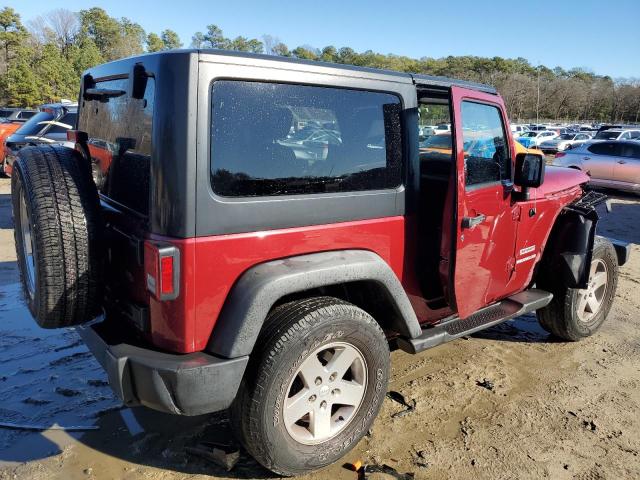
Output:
[
  {"xmin": 19, "ymin": 189, "xmax": 36, "ymax": 298},
  {"xmin": 577, "ymin": 258, "xmax": 608, "ymax": 323},
  {"xmin": 283, "ymin": 341, "xmax": 367, "ymax": 445}
]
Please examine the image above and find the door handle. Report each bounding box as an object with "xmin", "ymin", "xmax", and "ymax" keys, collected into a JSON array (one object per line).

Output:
[
  {"xmin": 582, "ymin": 157, "xmax": 590, "ymax": 161},
  {"xmin": 618, "ymin": 160, "xmax": 627, "ymax": 164},
  {"xmin": 462, "ymin": 214, "xmax": 486, "ymax": 229}
]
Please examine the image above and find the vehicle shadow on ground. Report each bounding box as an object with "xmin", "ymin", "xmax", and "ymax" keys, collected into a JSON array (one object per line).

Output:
[{"xmin": 78, "ymin": 407, "xmax": 275, "ymax": 478}]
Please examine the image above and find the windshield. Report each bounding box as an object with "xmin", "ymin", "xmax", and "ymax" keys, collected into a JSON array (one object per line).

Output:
[
  {"xmin": 558, "ymin": 134, "xmax": 575, "ymax": 140},
  {"xmin": 521, "ymin": 132, "xmax": 536, "ymax": 138},
  {"xmin": 14, "ymin": 112, "xmax": 54, "ymax": 136},
  {"xmin": 595, "ymin": 130, "xmax": 621, "ymax": 140}
]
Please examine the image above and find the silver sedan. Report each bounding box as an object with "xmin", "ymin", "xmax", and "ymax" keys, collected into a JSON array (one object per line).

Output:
[
  {"xmin": 539, "ymin": 132, "xmax": 593, "ymax": 154},
  {"xmin": 552, "ymin": 140, "xmax": 640, "ymax": 194}
]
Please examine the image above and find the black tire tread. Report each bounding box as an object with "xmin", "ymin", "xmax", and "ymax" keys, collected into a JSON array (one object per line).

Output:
[{"xmin": 12, "ymin": 145, "xmax": 102, "ymax": 328}]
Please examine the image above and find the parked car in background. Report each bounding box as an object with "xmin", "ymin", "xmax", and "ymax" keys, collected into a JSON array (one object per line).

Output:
[
  {"xmin": 433, "ymin": 123, "xmax": 451, "ymax": 134},
  {"xmin": 0, "ymin": 109, "xmax": 39, "ymax": 175},
  {"xmin": 539, "ymin": 132, "xmax": 593, "ymax": 154},
  {"xmin": 593, "ymin": 129, "xmax": 640, "ymax": 141},
  {"xmin": 517, "ymin": 130, "xmax": 558, "ymax": 148},
  {"xmin": 0, "ymin": 107, "xmax": 37, "ymax": 123},
  {"xmin": 2, "ymin": 102, "xmax": 76, "ymax": 176},
  {"xmin": 510, "ymin": 124, "xmax": 530, "ymax": 136},
  {"xmin": 553, "ymin": 140, "xmax": 640, "ymax": 194}
]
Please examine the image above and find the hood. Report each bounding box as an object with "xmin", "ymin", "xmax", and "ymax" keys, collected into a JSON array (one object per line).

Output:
[{"xmin": 530, "ymin": 166, "xmax": 588, "ymax": 197}]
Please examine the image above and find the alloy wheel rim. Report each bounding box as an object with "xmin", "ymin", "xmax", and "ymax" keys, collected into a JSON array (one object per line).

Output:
[
  {"xmin": 576, "ymin": 258, "xmax": 608, "ymax": 323},
  {"xmin": 19, "ymin": 189, "xmax": 36, "ymax": 298},
  {"xmin": 283, "ymin": 341, "xmax": 367, "ymax": 445}
]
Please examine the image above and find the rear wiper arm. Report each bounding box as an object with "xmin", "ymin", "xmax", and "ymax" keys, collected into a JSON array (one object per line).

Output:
[{"xmin": 84, "ymin": 88, "xmax": 126, "ymax": 99}]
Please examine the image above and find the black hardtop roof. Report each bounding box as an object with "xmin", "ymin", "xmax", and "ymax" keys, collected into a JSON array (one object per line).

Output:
[{"xmin": 85, "ymin": 48, "xmax": 497, "ymax": 95}]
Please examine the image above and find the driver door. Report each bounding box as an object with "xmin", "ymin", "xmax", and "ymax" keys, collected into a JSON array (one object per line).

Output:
[{"xmin": 443, "ymin": 87, "xmax": 519, "ymax": 318}]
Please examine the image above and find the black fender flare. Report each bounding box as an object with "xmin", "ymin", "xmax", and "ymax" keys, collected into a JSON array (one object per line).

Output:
[
  {"xmin": 538, "ymin": 201, "xmax": 599, "ymax": 289},
  {"xmin": 207, "ymin": 249, "xmax": 422, "ymax": 358}
]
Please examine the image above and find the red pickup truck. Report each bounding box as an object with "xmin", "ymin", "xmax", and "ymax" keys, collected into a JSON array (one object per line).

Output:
[{"xmin": 11, "ymin": 50, "xmax": 629, "ymax": 476}]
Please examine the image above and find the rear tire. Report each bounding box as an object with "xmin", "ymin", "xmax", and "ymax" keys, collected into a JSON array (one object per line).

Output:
[
  {"xmin": 12, "ymin": 145, "xmax": 103, "ymax": 328},
  {"xmin": 537, "ymin": 237, "xmax": 618, "ymax": 341},
  {"xmin": 230, "ymin": 297, "xmax": 390, "ymax": 476}
]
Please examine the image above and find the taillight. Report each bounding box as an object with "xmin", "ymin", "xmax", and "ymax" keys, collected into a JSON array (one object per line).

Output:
[
  {"xmin": 145, "ymin": 241, "xmax": 180, "ymax": 301},
  {"xmin": 555, "ymin": 152, "xmax": 567, "ymax": 159}
]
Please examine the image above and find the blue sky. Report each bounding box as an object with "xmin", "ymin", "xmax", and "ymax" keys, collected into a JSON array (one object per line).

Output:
[{"xmin": 6, "ymin": 0, "xmax": 640, "ymax": 78}]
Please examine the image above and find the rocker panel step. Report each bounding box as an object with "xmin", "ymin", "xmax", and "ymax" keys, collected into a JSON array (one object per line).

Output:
[{"xmin": 396, "ymin": 288, "xmax": 553, "ymax": 354}]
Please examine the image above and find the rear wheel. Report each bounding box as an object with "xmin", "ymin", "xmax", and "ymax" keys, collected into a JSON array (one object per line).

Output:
[
  {"xmin": 12, "ymin": 145, "xmax": 103, "ymax": 328},
  {"xmin": 230, "ymin": 297, "xmax": 389, "ymax": 476},
  {"xmin": 537, "ymin": 237, "xmax": 618, "ymax": 340}
]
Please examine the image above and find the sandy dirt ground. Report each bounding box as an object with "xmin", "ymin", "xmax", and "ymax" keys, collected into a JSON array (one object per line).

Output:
[{"xmin": 0, "ymin": 175, "xmax": 639, "ymax": 480}]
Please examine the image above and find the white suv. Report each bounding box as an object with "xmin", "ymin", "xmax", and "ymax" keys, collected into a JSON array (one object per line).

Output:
[{"xmin": 594, "ymin": 129, "xmax": 640, "ymax": 141}]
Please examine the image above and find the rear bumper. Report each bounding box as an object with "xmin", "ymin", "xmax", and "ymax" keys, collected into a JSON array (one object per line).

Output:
[{"xmin": 77, "ymin": 322, "xmax": 249, "ymax": 416}]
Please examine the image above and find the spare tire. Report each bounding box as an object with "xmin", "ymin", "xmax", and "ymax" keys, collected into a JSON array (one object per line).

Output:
[{"xmin": 12, "ymin": 145, "xmax": 103, "ymax": 328}]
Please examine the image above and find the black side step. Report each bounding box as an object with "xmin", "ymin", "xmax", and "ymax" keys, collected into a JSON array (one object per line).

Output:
[{"xmin": 396, "ymin": 289, "xmax": 553, "ymax": 354}]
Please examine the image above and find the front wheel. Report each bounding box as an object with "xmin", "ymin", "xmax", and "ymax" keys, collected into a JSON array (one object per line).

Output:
[
  {"xmin": 537, "ymin": 237, "xmax": 618, "ymax": 341},
  {"xmin": 230, "ymin": 297, "xmax": 390, "ymax": 476}
]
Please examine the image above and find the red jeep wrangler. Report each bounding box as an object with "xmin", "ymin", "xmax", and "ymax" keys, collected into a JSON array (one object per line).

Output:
[{"xmin": 11, "ymin": 50, "xmax": 629, "ymax": 475}]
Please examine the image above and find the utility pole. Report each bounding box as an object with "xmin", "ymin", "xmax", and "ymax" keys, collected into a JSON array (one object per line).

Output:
[{"xmin": 536, "ymin": 64, "xmax": 540, "ymax": 125}]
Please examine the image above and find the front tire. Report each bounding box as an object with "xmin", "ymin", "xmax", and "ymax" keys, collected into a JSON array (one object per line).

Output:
[
  {"xmin": 537, "ymin": 237, "xmax": 618, "ymax": 341},
  {"xmin": 230, "ymin": 297, "xmax": 390, "ymax": 476}
]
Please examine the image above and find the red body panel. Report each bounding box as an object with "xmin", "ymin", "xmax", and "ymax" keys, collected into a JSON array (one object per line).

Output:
[
  {"xmin": 147, "ymin": 217, "xmax": 406, "ymax": 353},
  {"xmin": 449, "ymin": 87, "xmax": 521, "ymax": 318}
]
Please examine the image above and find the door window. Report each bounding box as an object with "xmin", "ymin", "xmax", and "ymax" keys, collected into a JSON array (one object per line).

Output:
[
  {"xmin": 587, "ymin": 142, "xmax": 622, "ymax": 156},
  {"xmin": 621, "ymin": 143, "xmax": 640, "ymax": 159},
  {"xmin": 460, "ymin": 101, "xmax": 510, "ymax": 188}
]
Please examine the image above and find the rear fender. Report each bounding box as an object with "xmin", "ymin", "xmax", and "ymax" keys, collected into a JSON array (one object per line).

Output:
[{"xmin": 206, "ymin": 250, "xmax": 422, "ymax": 358}]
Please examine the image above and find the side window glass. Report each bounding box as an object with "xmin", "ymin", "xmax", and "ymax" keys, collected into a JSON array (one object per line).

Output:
[
  {"xmin": 210, "ymin": 81, "xmax": 402, "ymax": 197},
  {"xmin": 622, "ymin": 144, "xmax": 640, "ymax": 159},
  {"xmin": 461, "ymin": 101, "xmax": 510, "ymax": 188},
  {"xmin": 620, "ymin": 132, "xmax": 630, "ymax": 140},
  {"xmin": 588, "ymin": 142, "xmax": 621, "ymax": 156}
]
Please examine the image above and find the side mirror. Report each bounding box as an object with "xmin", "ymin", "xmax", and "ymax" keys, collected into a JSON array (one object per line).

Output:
[{"xmin": 514, "ymin": 153, "xmax": 545, "ymax": 200}]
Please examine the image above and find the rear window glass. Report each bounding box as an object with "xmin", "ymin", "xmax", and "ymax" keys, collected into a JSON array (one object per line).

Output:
[
  {"xmin": 210, "ymin": 81, "xmax": 402, "ymax": 197},
  {"xmin": 0, "ymin": 109, "xmax": 13, "ymax": 117},
  {"xmin": 594, "ymin": 131, "xmax": 620, "ymax": 140},
  {"xmin": 79, "ymin": 77, "xmax": 155, "ymax": 215},
  {"xmin": 15, "ymin": 112, "xmax": 54, "ymax": 136}
]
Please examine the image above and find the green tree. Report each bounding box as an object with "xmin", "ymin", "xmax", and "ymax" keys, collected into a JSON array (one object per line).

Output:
[
  {"xmin": 0, "ymin": 7, "xmax": 28, "ymax": 74},
  {"xmin": 190, "ymin": 31, "xmax": 205, "ymax": 48},
  {"xmin": 161, "ymin": 29, "xmax": 182, "ymax": 49},
  {"xmin": 68, "ymin": 36, "xmax": 103, "ymax": 76},
  {"xmin": 203, "ymin": 24, "xmax": 228, "ymax": 49},
  {"xmin": 146, "ymin": 32, "xmax": 164, "ymax": 52},
  {"xmin": 35, "ymin": 43, "xmax": 77, "ymax": 102},
  {"xmin": 291, "ymin": 46, "xmax": 317, "ymax": 60},
  {"xmin": 271, "ymin": 42, "xmax": 290, "ymax": 57},
  {"xmin": 1, "ymin": 45, "xmax": 39, "ymax": 106},
  {"xmin": 78, "ymin": 7, "xmax": 120, "ymax": 59}
]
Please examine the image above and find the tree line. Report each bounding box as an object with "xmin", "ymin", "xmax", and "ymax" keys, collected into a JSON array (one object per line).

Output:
[{"xmin": 0, "ymin": 6, "xmax": 638, "ymax": 123}]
